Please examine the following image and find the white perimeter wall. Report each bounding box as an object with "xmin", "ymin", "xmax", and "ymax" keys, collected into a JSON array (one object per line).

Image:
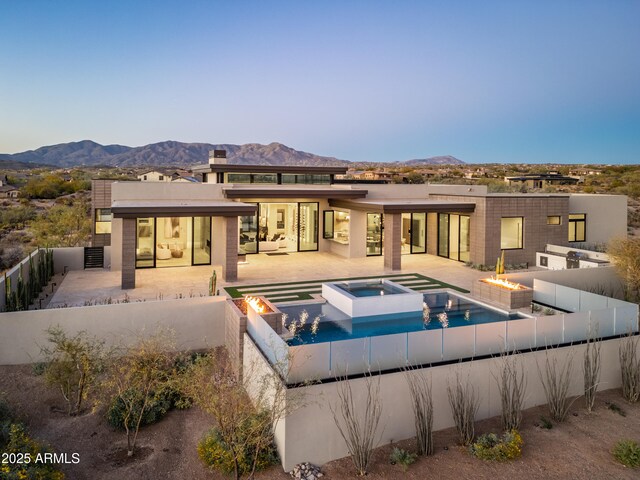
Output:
[
  {"xmin": 0, "ymin": 296, "xmax": 227, "ymax": 364},
  {"xmin": 257, "ymin": 337, "xmax": 627, "ymax": 471}
]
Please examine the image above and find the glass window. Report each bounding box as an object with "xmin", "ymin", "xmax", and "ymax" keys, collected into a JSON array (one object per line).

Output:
[
  {"xmin": 95, "ymin": 208, "xmax": 112, "ymax": 234},
  {"xmin": 193, "ymin": 217, "xmax": 211, "ymax": 265},
  {"xmin": 136, "ymin": 218, "xmax": 155, "ymax": 268},
  {"xmin": 258, "ymin": 203, "xmax": 298, "ymax": 252},
  {"xmin": 366, "ymin": 213, "xmax": 383, "ymax": 256},
  {"xmin": 323, "ymin": 210, "xmax": 334, "ymax": 238},
  {"xmin": 333, "ymin": 211, "xmax": 350, "ymax": 244},
  {"xmin": 281, "ymin": 174, "xmax": 331, "ymax": 184},
  {"xmin": 159, "ymin": 175, "xmax": 164, "ymax": 181},
  {"xmin": 155, "ymin": 217, "xmax": 192, "ymax": 267},
  {"xmin": 547, "ymin": 215, "xmax": 561, "ymax": 225},
  {"xmin": 410, "ymin": 212, "xmax": 426, "ymax": 254},
  {"xmin": 568, "ymin": 214, "xmax": 586, "ymax": 242},
  {"xmin": 438, "ymin": 213, "xmax": 449, "ymax": 257},
  {"xmin": 299, "ymin": 202, "xmax": 319, "ymax": 251},
  {"xmin": 501, "ymin": 217, "xmax": 523, "ymax": 249},
  {"xmin": 459, "ymin": 215, "xmax": 470, "ymax": 262},
  {"xmin": 252, "ymin": 173, "xmax": 277, "ymax": 184},
  {"xmin": 227, "ymin": 173, "xmax": 251, "ymax": 183},
  {"xmin": 239, "ymin": 213, "xmax": 258, "ymax": 254}
]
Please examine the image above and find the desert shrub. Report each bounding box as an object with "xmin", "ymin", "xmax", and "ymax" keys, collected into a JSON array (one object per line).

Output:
[
  {"xmin": 0, "ymin": 399, "xmax": 11, "ymax": 446},
  {"xmin": 198, "ymin": 411, "xmax": 279, "ymax": 475},
  {"xmin": 619, "ymin": 334, "xmax": 640, "ymax": 403},
  {"xmin": 470, "ymin": 430, "xmax": 523, "ymax": 461},
  {"xmin": 389, "ymin": 447, "xmax": 417, "ymax": 471},
  {"xmin": 447, "ymin": 371, "xmax": 479, "ymax": 445},
  {"xmin": 106, "ymin": 387, "xmax": 174, "ymax": 430},
  {"xmin": 0, "ymin": 423, "xmax": 65, "ymax": 479},
  {"xmin": 538, "ymin": 416, "xmax": 553, "ymax": 429},
  {"xmin": 612, "ymin": 439, "xmax": 640, "ymax": 468}
]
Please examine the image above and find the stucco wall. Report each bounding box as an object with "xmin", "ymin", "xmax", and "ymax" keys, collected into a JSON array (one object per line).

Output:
[
  {"xmin": 263, "ymin": 337, "xmax": 626, "ymax": 471},
  {"xmin": 0, "ymin": 296, "xmax": 227, "ymax": 364},
  {"xmin": 568, "ymin": 194, "xmax": 627, "ymax": 245}
]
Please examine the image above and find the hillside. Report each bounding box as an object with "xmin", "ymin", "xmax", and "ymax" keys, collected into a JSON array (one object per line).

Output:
[{"xmin": 0, "ymin": 140, "xmax": 465, "ymax": 168}]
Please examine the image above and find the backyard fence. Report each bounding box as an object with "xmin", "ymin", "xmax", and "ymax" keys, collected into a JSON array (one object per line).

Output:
[{"xmin": 246, "ymin": 282, "xmax": 639, "ymax": 384}]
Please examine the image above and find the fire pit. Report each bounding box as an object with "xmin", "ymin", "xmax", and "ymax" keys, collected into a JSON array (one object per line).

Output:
[{"xmin": 472, "ymin": 276, "xmax": 533, "ymax": 309}]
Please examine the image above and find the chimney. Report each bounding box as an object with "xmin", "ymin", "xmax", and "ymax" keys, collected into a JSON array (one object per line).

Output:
[{"xmin": 209, "ymin": 149, "xmax": 227, "ymax": 165}]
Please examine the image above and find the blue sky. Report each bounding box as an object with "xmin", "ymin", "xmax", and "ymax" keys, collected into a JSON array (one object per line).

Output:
[{"xmin": 1, "ymin": 1, "xmax": 639, "ymax": 163}]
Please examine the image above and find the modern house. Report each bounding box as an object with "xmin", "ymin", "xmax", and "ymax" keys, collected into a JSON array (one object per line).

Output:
[
  {"xmin": 505, "ymin": 172, "xmax": 580, "ymax": 188},
  {"xmin": 91, "ymin": 151, "xmax": 627, "ymax": 289}
]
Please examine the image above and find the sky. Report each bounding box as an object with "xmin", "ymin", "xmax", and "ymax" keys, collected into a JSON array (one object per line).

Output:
[{"xmin": 1, "ymin": 1, "xmax": 639, "ymax": 164}]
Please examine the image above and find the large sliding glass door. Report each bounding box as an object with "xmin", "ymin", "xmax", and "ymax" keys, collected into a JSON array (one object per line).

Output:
[
  {"xmin": 254, "ymin": 202, "xmax": 319, "ymax": 253},
  {"xmin": 299, "ymin": 202, "xmax": 318, "ymax": 251},
  {"xmin": 366, "ymin": 213, "xmax": 383, "ymax": 256},
  {"xmin": 401, "ymin": 213, "xmax": 426, "ymax": 254},
  {"xmin": 135, "ymin": 216, "xmax": 211, "ymax": 268},
  {"xmin": 438, "ymin": 213, "xmax": 470, "ymax": 262}
]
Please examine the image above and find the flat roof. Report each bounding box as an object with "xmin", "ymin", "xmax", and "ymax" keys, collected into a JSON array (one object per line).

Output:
[
  {"xmin": 329, "ymin": 198, "xmax": 476, "ymax": 213},
  {"xmin": 192, "ymin": 163, "xmax": 348, "ymax": 175},
  {"xmin": 111, "ymin": 200, "xmax": 257, "ymax": 218},
  {"xmin": 222, "ymin": 186, "xmax": 368, "ymax": 199}
]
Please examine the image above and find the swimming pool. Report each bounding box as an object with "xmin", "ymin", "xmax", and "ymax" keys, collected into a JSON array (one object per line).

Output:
[{"xmin": 280, "ymin": 291, "xmax": 527, "ymax": 346}]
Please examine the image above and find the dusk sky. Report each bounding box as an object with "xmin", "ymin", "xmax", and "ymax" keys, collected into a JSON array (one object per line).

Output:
[{"xmin": 1, "ymin": 1, "xmax": 639, "ymax": 164}]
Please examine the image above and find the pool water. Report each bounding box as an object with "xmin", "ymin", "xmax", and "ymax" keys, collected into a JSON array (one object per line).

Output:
[
  {"xmin": 335, "ymin": 280, "xmax": 407, "ymax": 297},
  {"xmin": 280, "ymin": 292, "xmax": 527, "ymax": 346}
]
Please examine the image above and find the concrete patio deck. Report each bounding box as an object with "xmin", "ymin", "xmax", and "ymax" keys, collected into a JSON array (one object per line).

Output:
[{"xmin": 48, "ymin": 252, "xmax": 496, "ymax": 307}]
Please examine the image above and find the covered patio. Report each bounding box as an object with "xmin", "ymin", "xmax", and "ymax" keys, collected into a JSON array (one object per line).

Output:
[{"xmin": 47, "ymin": 252, "xmax": 492, "ymax": 308}]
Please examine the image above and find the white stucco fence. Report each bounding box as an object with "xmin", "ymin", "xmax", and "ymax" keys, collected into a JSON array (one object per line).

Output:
[
  {"xmin": 0, "ymin": 296, "xmax": 227, "ymax": 364},
  {"xmin": 244, "ymin": 335, "xmax": 630, "ymax": 471}
]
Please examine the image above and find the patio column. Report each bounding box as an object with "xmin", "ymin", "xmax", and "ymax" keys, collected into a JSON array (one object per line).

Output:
[
  {"xmin": 121, "ymin": 217, "xmax": 136, "ymax": 289},
  {"xmin": 222, "ymin": 216, "xmax": 239, "ymax": 282},
  {"xmin": 383, "ymin": 212, "xmax": 402, "ymax": 271}
]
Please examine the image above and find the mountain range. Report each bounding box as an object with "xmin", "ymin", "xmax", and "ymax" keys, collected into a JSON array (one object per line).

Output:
[{"xmin": 0, "ymin": 140, "xmax": 465, "ymax": 168}]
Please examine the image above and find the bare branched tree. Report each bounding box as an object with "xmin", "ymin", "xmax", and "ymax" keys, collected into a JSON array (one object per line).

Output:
[
  {"xmin": 537, "ymin": 348, "xmax": 574, "ymax": 422},
  {"xmin": 492, "ymin": 351, "xmax": 527, "ymax": 431},
  {"xmin": 583, "ymin": 326, "xmax": 602, "ymax": 412},
  {"xmin": 619, "ymin": 333, "xmax": 640, "ymax": 403},
  {"xmin": 403, "ymin": 365, "xmax": 434, "ymax": 456},
  {"xmin": 447, "ymin": 370, "xmax": 479, "ymax": 445},
  {"xmin": 102, "ymin": 330, "xmax": 177, "ymax": 457},
  {"xmin": 330, "ymin": 371, "xmax": 384, "ymax": 476}
]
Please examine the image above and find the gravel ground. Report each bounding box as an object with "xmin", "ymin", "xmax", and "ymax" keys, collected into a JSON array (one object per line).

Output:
[{"xmin": 1, "ymin": 364, "xmax": 639, "ymax": 479}]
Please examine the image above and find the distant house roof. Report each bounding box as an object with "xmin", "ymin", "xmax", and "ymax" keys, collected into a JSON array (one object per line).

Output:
[
  {"xmin": 505, "ymin": 173, "xmax": 579, "ymax": 184},
  {"xmin": 0, "ymin": 185, "xmax": 17, "ymax": 192}
]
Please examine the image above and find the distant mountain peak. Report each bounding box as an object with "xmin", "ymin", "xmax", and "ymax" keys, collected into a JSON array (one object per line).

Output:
[{"xmin": 0, "ymin": 140, "xmax": 466, "ymax": 168}]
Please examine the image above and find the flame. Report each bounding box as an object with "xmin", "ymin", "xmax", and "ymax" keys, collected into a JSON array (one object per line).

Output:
[
  {"xmin": 245, "ymin": 295, "xmax": 267, "ymax": 314},
  {"xmin": 483, "ymin": 276, "xmax": 524, "ymax": 291}
]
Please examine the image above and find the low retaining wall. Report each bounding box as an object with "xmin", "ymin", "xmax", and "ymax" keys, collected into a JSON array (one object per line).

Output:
[
  {"xmin": 0, "ymin": 296, "xmax": 227, "ymax": 364},
  {"xmin": 249, "ymin": 336, "xmax": 629, "ymax": 471}
]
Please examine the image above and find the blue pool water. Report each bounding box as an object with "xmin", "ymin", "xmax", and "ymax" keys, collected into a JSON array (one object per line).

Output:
[
  {"xmin": 280, "ymin": 292, "xmax": 527, "ymax": 346},
  {"xmin": 335, "ymin": 280, "xmax": 407, "ymax": 297}
]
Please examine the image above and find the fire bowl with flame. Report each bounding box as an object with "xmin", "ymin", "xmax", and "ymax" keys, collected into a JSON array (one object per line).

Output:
[
  {"xmin": 473, "ymin": 276, "xmax": 532, "ymax": 309},
  {"xmin": 480, "ymin": 276, "xmax": 526, "ymax": 291},
  {"xmin": 232, "ymin": 295, "xmax": 273, "ymax": 315}
]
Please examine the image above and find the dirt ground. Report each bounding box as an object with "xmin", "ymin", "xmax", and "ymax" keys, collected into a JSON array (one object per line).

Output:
[{"xmin": 1, "ymin": 364, "xmax": 639, "ymax": 480}]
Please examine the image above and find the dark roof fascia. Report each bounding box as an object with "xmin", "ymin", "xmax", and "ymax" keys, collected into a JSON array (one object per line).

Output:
[
  {"xmin": 329, "ymin": 199, "xmax": 476, "ymax": 214},
  {"xmin": 112, "ymin": 204, "xmax": 257, "ymax": 218}
]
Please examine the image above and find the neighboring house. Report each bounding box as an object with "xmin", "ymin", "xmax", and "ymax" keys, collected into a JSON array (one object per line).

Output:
[
  {"xmin": 505, "ymin": 172, "xmax": 580, "ymax": 188},
  {"xmin": 0, "ymin": 185, "xmax": 19, "ymax": 198},
  {"xmin": 137, "ymin": 171, "xmax": 171, "ymax": 182},
  {"xmin": 91, "ymin": 150, "xmax": 627, "ymax": 289}
]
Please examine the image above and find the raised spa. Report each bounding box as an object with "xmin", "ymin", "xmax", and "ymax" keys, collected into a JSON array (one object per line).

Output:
[{"xmin": 322, "ymin": 279, "xmax": 424, "ymax": 317}]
